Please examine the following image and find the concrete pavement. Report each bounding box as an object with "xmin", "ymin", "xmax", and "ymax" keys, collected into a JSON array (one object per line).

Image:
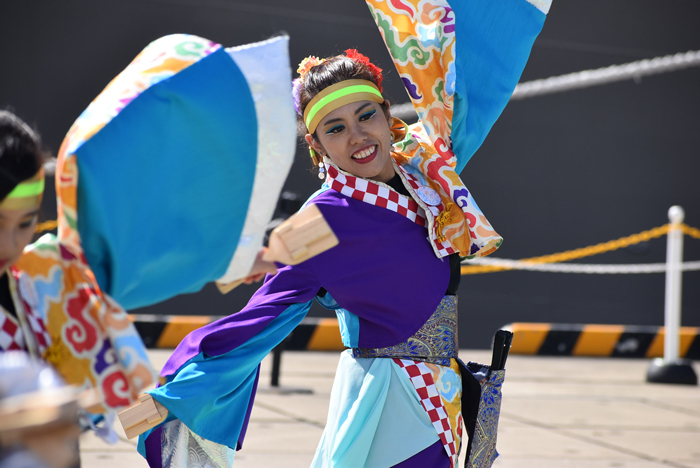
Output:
[{"xmin": 80, "ymin": 350, "xmax": 700, "ymax": 468}]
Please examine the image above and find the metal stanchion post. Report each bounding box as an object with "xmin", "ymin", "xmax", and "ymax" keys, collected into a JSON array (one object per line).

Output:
[
  {"xmin": 665, "ymin": 206, "xmax": 684, "ymax": 362},
  {"xmin": 270, "ymin": 343, "xmax": 283, "ymax": 388},
  {"xmin": 259, "ymin": 335, "xmax": 312, "ymax": 395},
  {"xmin": 647, "ymin": 206, "xmax": 698, "ymax": 385}
]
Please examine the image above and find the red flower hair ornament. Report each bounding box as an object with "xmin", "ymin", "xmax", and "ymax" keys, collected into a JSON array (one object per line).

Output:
[{"xmin": 345, "ymin": 49, "xmax": 384, "ymax": 92}]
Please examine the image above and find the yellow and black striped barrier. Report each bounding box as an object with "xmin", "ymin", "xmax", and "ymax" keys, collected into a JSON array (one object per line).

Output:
[
  {"xmin": 130, "ymin": 315, "xmax": 700, "ymax": 359},
  {"xmin": 130, "ymin": 314, "xmax": 344, "ymax": 351},
  {"xmin": 508, "ymin": 323, "xmax": 700, "ymax": 359}
]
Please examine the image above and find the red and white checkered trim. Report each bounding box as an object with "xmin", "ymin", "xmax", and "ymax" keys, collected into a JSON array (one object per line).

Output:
[
  {"xmin": 0, "ymin": 270, "xmax": 51, "ymax": 354},
  {"xmin": 325, "ymin": 162, "xmax": 459, "ymax": 258},
  {"xmin": 326, "ymin": 165, "xmax": 426, "ymax": 227},
  {"xmin": 23, "ymin": 303, "xmax": 50, "ymax": 353},
  {"xmin": 394, "ymin": 358, "xmax": 458, "ymax": 467},
  {"xmin": 14, "ymin": 269, "xmax": 51, "ymax": 354},
  {"xmin": 0, "ymin": 312, "xmax": 25, "ymax": 351}
]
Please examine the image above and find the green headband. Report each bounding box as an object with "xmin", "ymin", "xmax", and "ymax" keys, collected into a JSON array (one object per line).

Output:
[
  {"xmin": 1, "ymin": 170, "xmax": 45, "ymax": 210},
  {"xmin": 7, "ymin": 178, "xmax": 44, "ymax": 199},
  {"xmin": 304, "ymin": 79, "xmax": 384, "ymax": 134}
]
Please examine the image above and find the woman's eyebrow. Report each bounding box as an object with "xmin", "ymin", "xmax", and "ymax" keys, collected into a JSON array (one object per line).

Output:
[
  {"xmin": 323, "ymin": 117, "xmax": 343, "ymax": 126},
  {"xmin": 354, "ymin": 103, "xmax": 373, "ymax": 114}
]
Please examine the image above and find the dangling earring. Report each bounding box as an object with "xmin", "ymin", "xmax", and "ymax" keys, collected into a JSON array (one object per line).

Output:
[
  {"xmin": 389, "ymin": 116, "xmax": 409, "ymax": 144},
  {"xmin": 318, "ymin": 161, "xmax": 326, "ymax": 179}
]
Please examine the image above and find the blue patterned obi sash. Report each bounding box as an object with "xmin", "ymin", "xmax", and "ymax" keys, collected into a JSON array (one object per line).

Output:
[{"xmin": 352, "ymin": 295, "xmax": 458, "ymax": 366}]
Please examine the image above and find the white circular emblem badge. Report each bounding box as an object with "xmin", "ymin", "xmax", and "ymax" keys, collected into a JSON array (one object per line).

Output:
[{"xmin": 415, "ymin": 186, "xmax": 441, "ymax": 206}]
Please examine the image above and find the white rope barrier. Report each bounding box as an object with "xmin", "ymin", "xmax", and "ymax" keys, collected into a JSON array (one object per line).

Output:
[
  {"xmin": 511, "ymin": 49, "xmax": 700, "ymax": 100},
  {"xmin": 392, "ymin": 49, "xmax": 700, "ymax": 120},
  {"xmin": 390, "ymin": 102, "xmax": 418, "ymax": 121},
  {"xmin": 461, "ymin": 258, "xmax": 700, "ymax": 274}
]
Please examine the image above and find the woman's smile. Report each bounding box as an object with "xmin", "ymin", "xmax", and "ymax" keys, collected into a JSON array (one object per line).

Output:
[{"xmin": 351, "ymin": 145, "xmax": 377, "ymax": 164}]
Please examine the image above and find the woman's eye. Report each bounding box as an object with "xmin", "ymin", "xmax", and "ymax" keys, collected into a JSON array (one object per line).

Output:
[
  {"xmin": 19, "ymin": 216, "xmax": 38, "ymax": 229},
  {"xmin": 359, "ymin": 110, "xmax": 376, "ymax": 121},
  {"xmin": 326, "ymin": 125, "xmax": 344, "ymax": 135}
]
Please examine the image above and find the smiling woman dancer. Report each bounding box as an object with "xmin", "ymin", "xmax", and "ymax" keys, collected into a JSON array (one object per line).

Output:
[{"xmin": 139, "ymin": 1, "xmax": 551, "ymax": 467}]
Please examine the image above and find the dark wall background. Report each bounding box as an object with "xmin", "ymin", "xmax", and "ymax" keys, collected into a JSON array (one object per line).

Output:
[{"xmin": 2, "ymin": 1, "xmax": 698, "ymax": 348}]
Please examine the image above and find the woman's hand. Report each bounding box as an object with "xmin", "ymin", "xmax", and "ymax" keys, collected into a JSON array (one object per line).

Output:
[{"xmin": 242, "ymin": 248, "xmax": 278, "ymax": 284}]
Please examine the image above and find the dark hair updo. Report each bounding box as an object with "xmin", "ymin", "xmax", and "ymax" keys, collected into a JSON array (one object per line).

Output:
[
  {"xmin": 298, "ymin": 54, "xmax": 389, "ymax": 166},
  {"xmin": 0, "ymin": 111, "xmax": 43, "ymax": 201}
]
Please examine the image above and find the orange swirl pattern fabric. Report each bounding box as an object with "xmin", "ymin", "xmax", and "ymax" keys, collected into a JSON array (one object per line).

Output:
[
  {"xmin": 17, "ymin": 238, "xmax": 157, "ymax": 412},
  {"xmin": 367, "ymin": 0, "xmax": 458, "ymax": 164}
]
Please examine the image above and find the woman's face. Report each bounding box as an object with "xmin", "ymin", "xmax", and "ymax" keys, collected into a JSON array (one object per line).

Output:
[
  {"xmin": 0, "ymin": 205, "xmax": 38, "ymax": 272},
  {"xmin": 307, "ymin": 100, "xmax": 395, "ymax": 183}
]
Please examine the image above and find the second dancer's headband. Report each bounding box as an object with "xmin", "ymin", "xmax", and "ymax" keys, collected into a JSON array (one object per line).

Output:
[
  {"xmin": 304, "ymin": 79, "xmax": 384, "ymax": 134},
  {"xmin": 0, "ymin": 169, "xmax": 45, "ymax": 210}
]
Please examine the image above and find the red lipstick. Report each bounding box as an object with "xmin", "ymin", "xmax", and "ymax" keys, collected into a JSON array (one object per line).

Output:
[{"xmin": 351, "ymin": 145, "xmax": 377, "ymax": 165}]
